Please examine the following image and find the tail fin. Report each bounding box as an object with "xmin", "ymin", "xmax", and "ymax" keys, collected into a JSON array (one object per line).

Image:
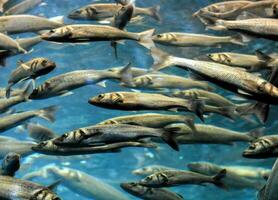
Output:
[
  {"xmin": 49, "ymin": 15, "xmax": 64, "ymax": 24},
  {"xmin": 118, "ymin": 62, "xmax": 135, "ymax": 87},
  {"xmin": 212, "ymin": 169, "xmax": 227, "ymax": 189},
  {"xmin": 148, "ymin": 5, "xmax": 161, "ymax": 21},
  {"xmin": 161, "ymin": 127, "xmax": 180, "ymax": 151},
  {"xmin": 21, "ymin": 80, "xmax": 34, "ymax": 101},
  {"xmin": 36, "ymin": 105, "xmax": 58, "ymax": 122},
  {"xmin": 150, "ymin": 47, "xmax": 175, "ymax": 71},
  {"xmin": 237, "ymin": 102, "xmax": 269, "ymax": 124},
  {"xmin": 247, "ymin": 127, "xmax": 264, "ymax": 141},
  {"xmin": 230, "ymin": 34, "xmax": 246, "ymax": 46},
  {"xmin": 5, "ymin": 83, "xmax": 14, "ymax": 98},
  {"xmin": 188, "ymin": 99, "xmax": 205, "ymax": 122},
  {"xmin": 138, "ymin": 29, "xmax": 155, "ymax": 49}
]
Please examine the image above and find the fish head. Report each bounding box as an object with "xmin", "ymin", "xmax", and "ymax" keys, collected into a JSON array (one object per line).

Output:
[
  {"xmin": 2, "ymin": 152, "xmax": 20, "ymax": 173},
  {"xmin": 207, "ymin": 53, "xmax": 231, "ymax": 64},
  {"xmin": 40, "ymin": 27, "xmax": 73, "ymax": 41},
  {"xmin": 139, "ymin": 172, "xmax": 168, "ymax": 186},
  {"xmin": 32, "ymin": 188, "xmax": 60, "ymax": 200},
  {"xmin": 271, "ymin": 3, "xmax": 278, "ymax": 17},
  {"xmin": 132, "ymin": 166, "xmax": 155, "ymax": 176},
  {"xmin": 120, "ymin": 182, "xmax": 147, "ymax": 196},
  {"xmin": 132, "ymin": 76, "xmax": 152, "ymax": 87},
  {"xmin": 152, "ymin": 33, "xmax": 175, "ymax": 43},
  {"xmin": 52, "ymin": 129, "xmax": 87, "ymax": 146},
  {"xmin": 32, "ymin": 140, "xmax": 58, "ymax": 153},
  {"xmin": 243, "ymin": 138, "xmax": 275, "ymax": 158},
  {"xmin": 32, "ymin": 58, "xmax": 56, "ymax": 76},
  {"xmin": 29, "ymin": 81, "xmax": 52, "ymax": 99},
  {"xmin": 68, "ymin": 6, "xmax": 97, "ymax": 19},
  {"xmin": 88, "ymin": 92, "xmax": 124, "ymax": 107}
]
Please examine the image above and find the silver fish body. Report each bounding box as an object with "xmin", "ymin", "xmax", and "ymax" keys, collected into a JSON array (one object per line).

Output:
[
  {"xmin": 0, "ymin": 140, "xmax": 35, "ymax": 159},
  {"xmin": 0, "ymin": 176, "xmax": 60, "ymax": 200},
  {"xmin": 132, "ymin": 165, "xmax": 179, "ymax": 176},
  {"xmin": 4, "ymin": 0, "xmax": 43, "ymax": 15}
]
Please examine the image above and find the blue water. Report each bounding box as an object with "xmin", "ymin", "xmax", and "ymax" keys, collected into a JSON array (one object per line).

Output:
[{"xmin": 0, "ymin": 0, "xmax": 277, "ymax": 199}]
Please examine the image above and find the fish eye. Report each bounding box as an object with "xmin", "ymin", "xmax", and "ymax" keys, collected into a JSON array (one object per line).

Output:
[
  {"xmin": 157, "ymin": 34, "xmax": 163, "ymax": 38},
  {"xmin": 49, "ymin": 30, "xmax": 55, "ymax": 33},
  {"xmin": 130, "ymin": 182, "xmax": 137, "ymax": 186},
  {"xmin": 97, "ymin": 94, "xmax": 104, "ymax": 99},
  {"xmin": 41, "ymin": 60, "xmax": 48, "ymax": 65},
  {"xmin": 249, "ymin": 144, "xmax": 257, "ymax": 150},
  {"xmin": 38, "ymin": 141, "xmax": 47, "ymax": 147},
  {"xmin": 146, "ymin": 176, "xmax": 152, "ymax": 181}
]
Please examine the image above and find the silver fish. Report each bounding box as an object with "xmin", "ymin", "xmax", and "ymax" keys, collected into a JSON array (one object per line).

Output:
[
  {"xmin": 187, "ymin": 162, "xmax": 266, "ymax": 190},
  {"xmin": 4, "ymin": 0, "xmax": 43, "ymax": 15},
  {"xmin": 0, "ymin": 139, "xmax": 35, "ymax": 159},
  {"xmin": 0, "ymin": 176, "xmax": 60, "ymax": 200},
  {"xmin": 152, "ymin": 32, "xmax": 244, "ymax": 47},
  {"xmin": 32, "ymin": 140, "xmax": 156, "ymax": 156},
  {"xmin": 68, "ymin": 3, "xmax": 160, "ymax": 21},
  {"xmin": 0, "ymin": 105, "xmax": 57, "ymax": 132},
  {"xmin": 0, "ymin": 32, "xmax": 26, "ymax": 53},
  {"xmin": 132, "ymin": 165, "xmax": 179, "ymax": 176},
  {"xmin": 243, "ymin": 135, "xmax": 278, "ymax": 158},
  {"xmin": 138, "ymin": 169, "xmax": 226, "ymax": 188},
  {"xmin": 40, "ymin": 24, "xmax": 155, "ymax": 49},
  {"xmin": 166, "ymin": 123, "xmax": 262, "ymax": 145},
  {"xmin": 0, "ymin": 14, "xmax": 64, "ymax": 34},
  {"xmin": 29, "ymin": 65, "xmax": 131, "ymax": 99},
  {"xmin": 52, "ymin": 124, "xmax": 179, "ymax": 151}
]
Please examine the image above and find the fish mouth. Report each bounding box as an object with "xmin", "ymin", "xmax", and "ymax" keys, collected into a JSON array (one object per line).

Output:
[
  {"xmin": 242, "ymin": 150, "xmax": 258, "ymax": 158},
  {"xmin": 88, "ymin": 98, "xmax": 98, "ymax": 105}
]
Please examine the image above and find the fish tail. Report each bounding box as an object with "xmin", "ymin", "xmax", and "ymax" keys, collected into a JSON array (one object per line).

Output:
[
  {"xmin": 212, "ymin": 169, "xmax": 227, "ymax": 189},
  {"xmin": 138, "ymin": 28, "xmax": 155, "ymax": 49},
  {"xmin": 197, "ymin": 11, "xmax": 226, "ymax": 31},
  {"xmin": 150, "ymin": 47, "xmax": 176, "ymax": 71},
  {"xmin": 247, "ymin": 127, "xmax": 265, "ymax": 141},
  {"xmin": 5, "ymin": 82, "xmax": 14, "ymax": 98},
  {"xmin": 0, "ymin": 54, "xmax": 7, "ymax": 67},
  {"xmin": 147, "ymin": 5, "xmax": 161, "ymax": 21},
  {"xmin": 236, "ymin": 102, "xmax": 269, "ymax": 124},
  {"xmin": 230, "ymin": 34, "xmax": 246, "ymax": 46},
  {"xmin": 188, "ymin": 99, "xmax": 205, "ymax": 122},
  {"xmin": 118, "ymin": 62, "xmax": 135, "ymax": 87},
  {"xmin": 161, "ymin": 127, "xmax": 181, "ymax": 151},
  {"xmin": 36, "ymin": 105, "xmax": 59, "ymax": 122},
  {"xmin": 21, "ymin": 80, "xmax": 34, "ymax": 101}
]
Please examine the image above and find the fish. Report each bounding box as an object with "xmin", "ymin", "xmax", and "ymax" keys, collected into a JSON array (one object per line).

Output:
[
  {"xmin": 150, "ymin": 48, "xmax": 278, "ymax": 122},
  {"xmin": 112, "ymin": 2, "xmax": 134, "ymax": 30},
  {"xmin": 138, "ymin": 169, "xmax": 226, "ymax": 188},
  {"xmin": 107, "ymin": 66, "xmax": 148, "ymax": 77},
  {"xmin": 98, "ymin": 113, "xmax": 196, "ymax": 131},
  {"xmin": 0, "ymin": 139, "xmax": 35, "ymax": 159},
  {"xmin": 52, "ymin": 124, "xmax": 180, "ymax": 151},
  {"xmin": 4, "ymin": 0, "xmax": 43, "ymax": 15},
  {"xmin": 243, "ymin": 135, "xmax": 278, "ymax": 158},
  {"xmin": 32, "ymin": 140, "xmax": 157, "ymax": 156},
  {"xmin": 0, "ymin": 175, "xmax": 60, "ymax": 200},
  {"xmin": 205, "ymin": 16, "xmax": 278, "ymax": 41},
  {"xmin": 40, "ymin": 24, "xmax": 155, "ymax": 49},
  {"xmin": 0, "ymin": 80, "xmax": 33, "ymax": 114},
  {"xmin": 194, "ymin": 0, "xmax": 278, "ymax": 22},
  {"xmin": 152, "ymin": 32, "xmax": 245, "ymax": 47},
  {"xmin": 0, "ymin": 32, "xmax": 27, "ymax": 53},
  {"xmin": 115, "ymin": 0, "xmax": 131, "ymax": 5},
  {"xmin": 163, "ymin": 123, "xmax": 263, "ymax": 145},
  {"xmin": 121, "ymin": 182, "xmax": 184, "ymax": 200},
  {"xmin": 193, "ymin": 1, "xmax": 252, "ymax": 20},
  {"xmin": 0, "ymin": 36, "xmax": 42, "ymax": 67},
  {"xmin": 24, "ymin": 165, "xmax": 131, "ymax": 200},
  {"xmin": 88, "ymin": 91, "xmax": 205, "ymax": 121},
  {"xmin": 187, "ymin": 162, "xmax": 266, "ymax": 190},
  {"xmin": 124, "ymin": 73, "xmax": 214, "ymax": 91},
  {"xmin": 132, "ymin": 165, "xmax": 179, "ymax": 176},
  {"xmin": 6, "ymin": 57, "xmax": 56, "ymax": 98},
  {"xmin": 27, "ymin": 123, "xmax": 57, "ymax": 142},
  {"xmin": 0, "ymin": 152, "xmax": 20, "ymax": 177},
  {"xmin": 29, "ymin": 65, "xmax": 132, "ymax": 99},
  {"xmin": 0, "ymin": 105, "xmax": 58, "ymax": 133},
  {"xmin": 68, "ymin": 3, "xmax": 160, "ymax": 21},
  {"xmin": 258, "ymin": 158, "xmax": 278, "ymax": 200},
  {"xmin": 206, "ymin": 51, "xmax": 271, "ymax": 71},
  {"xmin": 0, "ymin": 14, "xmax": 64, "ymax": 34}
]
